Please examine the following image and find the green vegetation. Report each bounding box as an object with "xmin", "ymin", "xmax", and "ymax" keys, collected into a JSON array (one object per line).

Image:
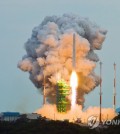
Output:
[
  {"xmin": 0, "ymin": 115, "xmax": 120, "ymax": 134},
  {"xmin": 103, "ymin": 114, "xmax": 120, "ymax": 134},
  {"xmin": 0, "ymin": 117, "xmax": 93, "ymax": 134}
]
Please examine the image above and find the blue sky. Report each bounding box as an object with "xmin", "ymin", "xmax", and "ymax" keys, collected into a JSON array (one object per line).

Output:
[{"xmin": 0, "ymin": 0, "xmax": 120, "ymax": 113}]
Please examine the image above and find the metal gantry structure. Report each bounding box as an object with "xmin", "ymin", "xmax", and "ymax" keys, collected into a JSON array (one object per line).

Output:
[
  {"xmin": 56, "ymin": 79, "xmax": 70, "ymax": 113},
  {"xmin": 99, "ymin": 61, "xmax": 102, "ymax": 123},
  {"xmin": 43, "ymin": 74, "xmax": 46, "ymax": 105},
  {"xmin": 113, "ymin": 63, "xmax": 116, "ymax": 111}
]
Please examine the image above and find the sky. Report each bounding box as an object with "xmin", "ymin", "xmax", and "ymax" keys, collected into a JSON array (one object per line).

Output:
[{"xmin": 0, "ymin": 0, "xmax": 120, "ymax": 113}]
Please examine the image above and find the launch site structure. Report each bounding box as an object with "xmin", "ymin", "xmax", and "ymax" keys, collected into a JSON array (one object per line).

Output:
[
  {"xmin": 99, "ymin": 62, "xmax": 102, "ymax": 123},
  {"xmin": 56, "ymin": 79, "xmax": 70, "ymax": 113},
  {"xmin": 113, "ymin": 63, "xmax": 116, "ymax": 111},
  {"xmin": 43, "ymin": 74, "xmax": 46, "ymax": 105}
]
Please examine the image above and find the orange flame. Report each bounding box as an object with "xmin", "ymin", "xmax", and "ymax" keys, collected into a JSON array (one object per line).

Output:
[{"xmin": 70, "ymin": 70, "xmax": 78, "ymax": 109}]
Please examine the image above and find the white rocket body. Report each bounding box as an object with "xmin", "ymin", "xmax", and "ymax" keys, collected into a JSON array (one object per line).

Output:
[{"xmin": 72, "ymin": 34, "xmax": 76, "ymax": 69}]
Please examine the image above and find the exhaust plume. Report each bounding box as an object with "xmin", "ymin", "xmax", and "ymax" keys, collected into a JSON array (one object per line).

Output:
[
  {"xmin": 35, "ymin": 104, "xmax": 116, "ymax": 123},
  {"xmin": 70, "ymin": 71, "xmax": 78, "ymax": 109},
  {"xmin": 18, "ymin": 14, "xmax": 107, "ymax": 106}
]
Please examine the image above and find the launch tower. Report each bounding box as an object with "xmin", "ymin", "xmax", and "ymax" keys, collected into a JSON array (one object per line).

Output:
[{"xmin": 56, "ymin": 79, "xmax": 70, "ymax": 113}]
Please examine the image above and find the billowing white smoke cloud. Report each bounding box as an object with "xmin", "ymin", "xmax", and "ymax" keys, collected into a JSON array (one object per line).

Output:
[
  {"xmin": 35, "ymin": 104, "xmax": 116, "ymax": 123},
  {"xmin": 18, "ymin": 14, "xmax": 107, "ymax": 106}
]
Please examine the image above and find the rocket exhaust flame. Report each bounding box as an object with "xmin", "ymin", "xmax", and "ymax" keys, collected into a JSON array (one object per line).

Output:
[{"xmin": 70, "ymin": 71, "xmax": 78, "ymax": 109}]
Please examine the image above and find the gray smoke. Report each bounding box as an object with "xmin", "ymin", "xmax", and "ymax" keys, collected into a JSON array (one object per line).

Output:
[{"xmin": 18, "ymin": 14, "xmax": 107, "ymax": 106}]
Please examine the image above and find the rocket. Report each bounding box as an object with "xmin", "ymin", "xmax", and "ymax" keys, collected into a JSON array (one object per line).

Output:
[{"xmin": 72, "ymin": 33, "xmax": 76, "ymax": 69}]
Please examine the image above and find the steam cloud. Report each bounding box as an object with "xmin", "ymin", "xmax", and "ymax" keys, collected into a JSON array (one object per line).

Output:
[
  {"xmin": 18, "ymin": 14, "xmax": 107, "ymax": 106},
  {"xmin": 36, "ymin": 104, "xmax": 116, "ymax": 122}
]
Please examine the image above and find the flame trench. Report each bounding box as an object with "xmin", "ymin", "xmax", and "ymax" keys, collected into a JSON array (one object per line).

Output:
[{"xmin": 70, "ymin": 71, "xmax": 78, "ymax": 110}]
